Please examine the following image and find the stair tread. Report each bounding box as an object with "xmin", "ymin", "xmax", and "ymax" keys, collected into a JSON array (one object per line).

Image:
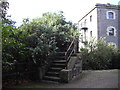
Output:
[
  {"xmin": 53, "ymin": 60, "xmax": 66, "ymax": 62},
  {"xmin": 55, "ymin": 52, "xmax": 66, "ymax": 56},
  {"xmin": 42, "ymin": 51, "xmax": 68, "ymax": 83},
  {"xmin": 44, "ymin": 76, "xmax": 60, "ymax": 80},
  {"xmin": 42, "ymin": 80, "xmax": 59, "ymax": 83},
  {"xmin": 51, "ymin": 64, "xmax": 66, "ymax": 68},
  {"xmin": 47, "ymin": 71, "xmax": 59, "ymax": 74},
  {"xmin": 52, "ymin": 63, "xmax": 66, "ymax": 65},
  {"xmin": 55, "ymin": 52, "xmax": 65, "ymax": 54},
  {"xmin": 50, "ymin": 67, "xmax": 63, "ymax": 69}
]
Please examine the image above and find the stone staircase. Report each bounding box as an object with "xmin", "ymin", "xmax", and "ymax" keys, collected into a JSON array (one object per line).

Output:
[
  {"xmin": 42, "ymin": 52, "xmax": 67, "ymax": 82},
  {"xmin": 42, "ymin": 37, "xmax": 80, "ymax": 83}
]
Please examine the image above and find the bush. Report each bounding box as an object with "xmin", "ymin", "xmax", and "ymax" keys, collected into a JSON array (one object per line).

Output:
[
  {"xmin": 111, "ymin": 50, "xmax": 120, "ymax": 69},
  {"xmin": 19, "ymin": 11, "xmax": 78, "ymax": 66},
  {"xmin": 80, "ymin": 39, "xmax": 119, "ymax": 70}
]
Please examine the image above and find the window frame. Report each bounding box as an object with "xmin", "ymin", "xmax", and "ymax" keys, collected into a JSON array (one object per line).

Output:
[
  {"xmin": 106, "ymin": 11, "xmax": 115, "ymax": 19},
  {"xmin": 106, "ymin": 26, "xmax": 116, "ymax": 36},
  {"xmin": 90, "ymin": 15, "xmax": 92, "ymax": 22},
  {"xmin": 90, "ymin": 31, "xmax": 92, "ymax": 37},
  {"xmin": 84, "ymin": 19, "xmax": 87, "ymax": 26}
]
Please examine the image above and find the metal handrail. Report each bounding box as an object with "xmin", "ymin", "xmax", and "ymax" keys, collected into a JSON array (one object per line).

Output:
[
  {"xmin": 65, "ymin": 39, "xmax": 75, "ymax": 58},
  {"xmin": 66, "ymin": 48, "xmax": 74, "ymax": 62},
  {"xmin": 65, "ymin": 38, "xmax": 77, "ymax": 69}
]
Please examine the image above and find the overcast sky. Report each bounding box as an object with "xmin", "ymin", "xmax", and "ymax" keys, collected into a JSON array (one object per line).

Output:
[{"xmin": 8, "ymin": 0, "xmax": 120, "ymax": 26}]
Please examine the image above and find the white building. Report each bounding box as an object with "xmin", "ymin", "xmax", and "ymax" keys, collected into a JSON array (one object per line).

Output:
[{"xmin": 78, "ymin": 3, "xmax": 120, "ymax": 50}]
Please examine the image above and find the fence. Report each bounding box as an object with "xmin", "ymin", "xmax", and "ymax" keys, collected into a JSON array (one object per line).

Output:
[{"xmin": 2, "ymin": 62, "xmax": 38, "ymax": 87}]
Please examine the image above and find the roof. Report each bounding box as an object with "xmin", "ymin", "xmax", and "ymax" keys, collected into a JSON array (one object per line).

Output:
[
  {"xmin": 96, "ymin": 3, "xmax": 120, "ymax": 9},
  {"xmin": 78, "ymin": 3, "xmax": 120, "ymax": 22}
]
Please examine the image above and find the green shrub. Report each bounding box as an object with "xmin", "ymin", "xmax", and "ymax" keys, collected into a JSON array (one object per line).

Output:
[
  {"xmin": 111, "ymin": 50, "xmax": 120, "ymax": 69},
  {"xmin": 19, "ymin": 11, "xmax": 78, "ymax": 66},
  {"xmin": 80, "ymin": 39, "xmax": 118, "ymax": 70},
  {"xmin": 2, "ymin": 9, "xmax": 79, "ymax": 86}
]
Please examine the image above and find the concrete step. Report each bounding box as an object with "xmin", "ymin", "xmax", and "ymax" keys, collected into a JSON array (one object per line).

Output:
[
  {"xmin": 51, "ymin": 63, "xmax": 66, "ymax": 67},
  {"xmin": 55, "ymin": 56, "xmax": 65, "ymax": 60},
  {"xmin": 55, "ymin": 52, "xmax": 66, "ymax": 56},
  {"xmin": 43, "ymin": 76, "xmax": 60, "ymax": 82},
  {"xmin": 42, "ymin": 80, "xmax": 59, "ymax": 83},
  {"xmin": 50, "ymin": 67, "xmax": 63, "ymax": 71},
  {"xmin": 49, "ymin": 56, "xmax": 65, "ymax": 60},
  {"xmin": 53, "ymin": 60, "xmax": 66, "ymax": 63},
  {"xmin": 42, "ymin": 52, "xmax": 67, "ymax": 83},
  {"xmin": 46, "ymin": 71, "xmax": 59, "ymax": 77}
]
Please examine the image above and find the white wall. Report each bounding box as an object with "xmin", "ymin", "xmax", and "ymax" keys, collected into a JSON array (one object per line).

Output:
[{"xmin": 78, "ymin": 8, "xmax": 98, "ymax": 51}]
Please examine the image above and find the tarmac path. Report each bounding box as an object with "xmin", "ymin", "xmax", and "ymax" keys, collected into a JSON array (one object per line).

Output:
[
  {"xmin": 49, "ymin": 69, "xmax": 119, "ymax": 88},
  {"xmin": 11, "ymin": 69, "xmax": 119, "ymax": 88}
]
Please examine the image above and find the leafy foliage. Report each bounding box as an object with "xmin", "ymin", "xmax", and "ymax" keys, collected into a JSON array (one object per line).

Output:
[
  {"xmin": 0, "ymin": 1, "xmax": 9, "ymax": 20},
  {"xmin": 2, "ymin": 1, "xmax": 79, "ymax": 86},
  {"xmin": 80, "ymin": 38, "xmax": 119, "ymax": 70},
  {"xmin": 19, "ymin": 11, "xmax": 78, "ymax": 66},
  {"xmin": 2, "ymin": 11, "xmax": 79, "ymax": 87},
  {"xmin": 2, "ymin": 10, "xmax": 79, "ymax": 72}
]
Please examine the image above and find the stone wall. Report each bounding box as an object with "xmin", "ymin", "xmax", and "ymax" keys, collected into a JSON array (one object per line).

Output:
[
  {"xmin": 72, "ymin": 57, "xmax": 82, "ymax": 79},
  {"xmin": 60, "ymin": 53, "xmax": 82, "ymax": 83},
  {"xmin": 38, "ymin": 58, "xmax": 52, "ymax": 81}
]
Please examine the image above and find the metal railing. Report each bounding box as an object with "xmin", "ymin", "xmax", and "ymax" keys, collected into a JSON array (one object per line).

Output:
[{"xmin": 65, "ymin": 37, "xmax": 78, "ymax": 69}]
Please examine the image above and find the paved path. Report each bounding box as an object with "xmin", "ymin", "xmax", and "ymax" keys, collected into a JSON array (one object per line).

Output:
[
  {"xmin": 48, "ymin": 69, "xmax": 119, "ymax": 88},
  {"xmin": 12, "ymin": 69, "xmax": 119, "ymax": 88}
]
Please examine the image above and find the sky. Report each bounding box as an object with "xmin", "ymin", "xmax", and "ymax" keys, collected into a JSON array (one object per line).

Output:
[{"xmin": 7, "ymin": 0, "xmax": 120, "ymax": 26}]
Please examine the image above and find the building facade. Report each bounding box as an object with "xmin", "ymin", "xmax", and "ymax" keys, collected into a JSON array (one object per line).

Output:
[{"xmin": 78, "ymin": 3, "xmax": 120, "ymax": 50}]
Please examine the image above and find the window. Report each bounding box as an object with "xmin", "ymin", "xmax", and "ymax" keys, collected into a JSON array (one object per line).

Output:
[
  {"xmin": 106, "ymin": 11, "xmax": 115, "ymax": 19},
  {"xmin": 90, "ymin": 31, "xmax": 92, "ymax": 37},
  {"xmin": 107, "ymin": 26, "xmax": 116, "ymax": 36},
  {"xmin": 109, "ymin": 28, "xmax": 114, "ymax": 36},
  {"xmin": 84, "ymin": 19, "xmax": 87, "ymax": 26},
  {"xmin": 108, "ymin": 12, "xmax": 114, "ymax": 19},
  {"xmin": 80, "ymin": 35, "xmax": 83, "ymax": 41},
  {"xmin": 90, "ymin": 15, "xmax": 92, "ymax": 22}
]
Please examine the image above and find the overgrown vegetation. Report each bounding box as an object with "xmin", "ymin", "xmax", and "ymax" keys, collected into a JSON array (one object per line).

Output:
[
  {"xmin": 2, "ymin": 1, "xmax": 78, "ymax": 87},
  {"xmin": 19, "ymin": 11, "xmax": 78, "ymax": 66},
  {"xmin": 80, "ymin": 38, "xmax": 120, "ymax": 70},
  {"xmin": 2, "ymin": 9, "xmax": 78, "ymax": 69},
  {"xmin": 2, "ymin": 0, "xmax": 120, "ymax": 87}
]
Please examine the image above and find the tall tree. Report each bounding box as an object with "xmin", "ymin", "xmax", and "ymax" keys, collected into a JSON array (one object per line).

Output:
[
  {"xmin": 0, "ymin": 0, "xmax": 9, "ymax": 20},
  {"xmin": 20, "ymin": 11, "xmax": 79, "ymax": 65},
  {"xmin": 0, "ymin": 0, "xmax": 10, "ymax": 60}
]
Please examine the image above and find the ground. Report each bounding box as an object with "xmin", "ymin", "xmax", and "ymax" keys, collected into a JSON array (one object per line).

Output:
[{"xmin": 11, "ymin": 69, "xmax": 119, "ymax": 88}]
